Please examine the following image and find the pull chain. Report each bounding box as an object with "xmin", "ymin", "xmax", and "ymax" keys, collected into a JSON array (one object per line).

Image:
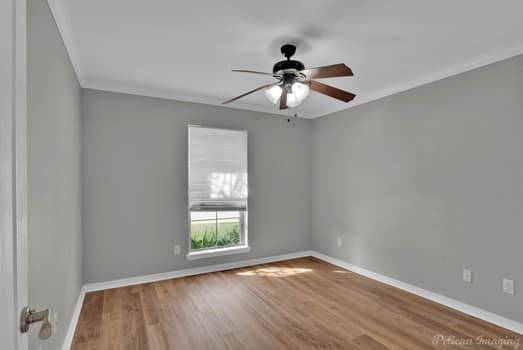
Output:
[{"xmin": 286, "ymin": 107, "xmax": 299, "ymax": 123}]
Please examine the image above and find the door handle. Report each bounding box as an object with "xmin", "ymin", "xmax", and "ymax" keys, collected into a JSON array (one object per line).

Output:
[{"xmin": 20, "ymin": 306, "xmax": 52, "ymax": 340}]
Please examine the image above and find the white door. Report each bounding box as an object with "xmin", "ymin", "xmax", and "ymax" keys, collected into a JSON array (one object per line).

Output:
[{"xmin": 1, "ymin": 0, "xmax": 28, "ymax": 349}]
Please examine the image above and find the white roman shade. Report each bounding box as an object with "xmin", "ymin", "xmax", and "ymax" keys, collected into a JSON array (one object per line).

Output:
[{"xmin": 188, "ymin": 125, "xmax": 248, "ymax": 210}]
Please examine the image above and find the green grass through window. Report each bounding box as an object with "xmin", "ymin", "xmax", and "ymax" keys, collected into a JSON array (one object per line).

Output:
[{"xmin": 191, "ymin": 220, "xmax": 240, "ymax": 250}]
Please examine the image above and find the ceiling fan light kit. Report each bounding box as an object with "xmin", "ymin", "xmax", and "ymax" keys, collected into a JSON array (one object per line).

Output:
[
  {"xmin": 223, "ymin": 44, "xmax": 356, "ymax": 111},
  {"xmin": 265, "ymin": 83, "xmax": 310, "ymax": 107}
]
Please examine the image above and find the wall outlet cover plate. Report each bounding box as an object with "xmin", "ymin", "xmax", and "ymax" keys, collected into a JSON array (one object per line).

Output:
[
  {"xmin": 503, "ymin": 278, "xmax": 514, "ymax": 295},
  {"xmin": 462, "ymin": 269, "xmax": 472, "ymax": 283}
]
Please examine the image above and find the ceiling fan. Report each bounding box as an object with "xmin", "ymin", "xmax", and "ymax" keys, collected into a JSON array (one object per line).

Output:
[{"xmin": 223, "ymin": 44, "xmax": 356, "ymax": 110}]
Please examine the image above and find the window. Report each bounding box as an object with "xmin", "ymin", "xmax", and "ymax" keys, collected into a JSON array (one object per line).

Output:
[{"xmin": 187, "ymin": 125, "xmax": 248, "ymax": 259}]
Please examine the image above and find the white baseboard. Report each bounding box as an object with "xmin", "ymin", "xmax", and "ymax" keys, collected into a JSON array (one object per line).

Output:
[
  {"xmin": 61, "ymin": 285, "xmax": 87, "ymax": 350},
  {"xmin": 61, "ymin": 250, "xmax": 313, "ymax": 349},
  {"xmin": 311, "ymin": 251, "xmax": 523, "ymax": 335},
  {"xmin": 82, "ymin": 250, "xmax": 314, "ymax": 292},
  {"xmin": 62, "ymin": 249, "xmax": 521, "ymax": 349}
]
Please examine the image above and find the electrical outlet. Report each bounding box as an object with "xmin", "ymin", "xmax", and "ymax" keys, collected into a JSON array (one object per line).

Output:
[
  {"xmin": 503, "ymin": 278, "xmax": 514, "ymax": 295},
  {"xmin": 462, "ymin": 269, "xmax": 472, "ymax": 283},
  {"xmin": 174, "ymin": 245, "xmax": 181, "ymax": 255},
  {"xmin": 337, "ymin": 237, "xmax": 342, "ymax": 247}
]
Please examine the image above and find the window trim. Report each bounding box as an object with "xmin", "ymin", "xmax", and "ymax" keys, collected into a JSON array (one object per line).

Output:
[
  {"xmin": 186, "ymin": 124, "xmax": 249, "ymax": 259},
  {"xmin": 185, "ymin": 245, "xmax": 251, "ymax": 261}
]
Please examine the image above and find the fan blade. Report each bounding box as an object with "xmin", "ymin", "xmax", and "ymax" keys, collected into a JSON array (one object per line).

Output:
[
  {"xmin": 232, "ymin": 69, "xmax": 276, "ymax": 76},
  {"xmin": 223, "ymin": 82, "xmax": 279, "ymax": 104},
  {"xmin": 310, "ymin": 80, "xmax": 356, "ymax": 103},
  {"xmin": 300, "ymin": 63, "xmax": 353, "ymax": 79},
  {"xmin": 280, "ymin": 86, "xmax": 288, "ymax": 110}
]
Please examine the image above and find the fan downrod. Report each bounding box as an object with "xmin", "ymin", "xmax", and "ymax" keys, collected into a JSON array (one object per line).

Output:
[{"xmin": 273, "ymin": 44, "xmax": 305, "ymax": 74}]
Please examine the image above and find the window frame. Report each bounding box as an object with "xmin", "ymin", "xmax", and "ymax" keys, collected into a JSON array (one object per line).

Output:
[
  {"xmin": 189, "ymin": 208, "xmax": 247, "ymax": 250},
  {"xmin": 186, "ymin": 124, "xmax": 249, "ymax": 260}
]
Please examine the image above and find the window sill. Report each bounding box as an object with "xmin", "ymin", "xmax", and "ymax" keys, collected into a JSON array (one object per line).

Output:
[{"xmin": 185, "ymin": 245, "xmax": 251, "ymax": 261}]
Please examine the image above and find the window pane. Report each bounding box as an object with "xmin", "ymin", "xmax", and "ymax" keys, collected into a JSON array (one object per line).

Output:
[
  {"xmin": 217, "ymin": 211, "xmax": 240, "ymax": 247},
  {"xmin": 188, "ymin": 126, "xmax": 248, "ymax": 252},
  {"xmin": 190, "ymin": 211, "xmax": 217, "ymax": 250}
]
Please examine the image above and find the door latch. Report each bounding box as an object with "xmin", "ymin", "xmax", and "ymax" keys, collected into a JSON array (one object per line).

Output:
[{"xmin": 20, "ymin": 307, "xmax": 52, "ymax": 340}]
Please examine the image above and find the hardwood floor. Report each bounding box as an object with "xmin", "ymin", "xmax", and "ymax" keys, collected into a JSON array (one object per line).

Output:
[{"xmin": 71, "ymin": 257, "xmax": 521, "ymax": 349}]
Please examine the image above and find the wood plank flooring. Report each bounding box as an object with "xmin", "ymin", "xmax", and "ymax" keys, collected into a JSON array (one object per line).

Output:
[{"xmin": 71, "ymin": 257, "xmax": 521, "ymax": 349}]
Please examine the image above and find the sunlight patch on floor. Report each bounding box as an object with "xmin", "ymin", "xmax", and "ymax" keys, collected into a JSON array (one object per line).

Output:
[{"xmin": 236, "ymin": 267, "xmax": 313, "ymax": 278}]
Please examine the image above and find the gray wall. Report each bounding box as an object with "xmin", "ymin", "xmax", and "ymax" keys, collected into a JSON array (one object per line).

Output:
[
  {"xmin": 32, "ymin": 11, "xmax": 521, "ymax": 332},
  {"xmin": 82, "ymin": 56, "xmax": 523, "ymax": 323},
  {"xmin": 82, "ymin": 89, "xmax": 312, "ymax": 283},
  {"xmin": 27, "ymin": 0, "xmax": 83, "ymax": 349},
  {"xmin": 312, "ymin": 55, "xmax": 523, "ymax": 322}
]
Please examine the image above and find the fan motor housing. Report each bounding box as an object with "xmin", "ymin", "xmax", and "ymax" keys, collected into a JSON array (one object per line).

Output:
[{"xmin": 272, "ymin": 59, "xmax": 305, "ymax": 74}]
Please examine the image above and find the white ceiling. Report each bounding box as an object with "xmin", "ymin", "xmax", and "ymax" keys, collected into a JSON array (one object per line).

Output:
[{"xmin": 49, "ymin": 0, "xmax": 523, "ymax": 118}]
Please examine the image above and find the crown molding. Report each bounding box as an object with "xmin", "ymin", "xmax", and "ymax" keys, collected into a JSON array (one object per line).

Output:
[
  {"xmin": 47, "ymin": 0, "xmax": 522, "ymax": 119},
  {"xmin": 79, "ymin": 46, "xmax": 523, "ymax": 119},
  {"xmin": 82, "ymin": 79, "xmax": 311, "ymax": 118},
  {"xmin": 47, "ymin": 0, "xmax": 86, "ymax": 84},
  {"xmin": 326, "ymin": 44, "xmax": 523, "ymax": 116}
]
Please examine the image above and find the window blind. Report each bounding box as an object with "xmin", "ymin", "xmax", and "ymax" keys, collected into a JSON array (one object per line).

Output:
[{"xmin": 188, "ymin": 126, "xmax": 248, "ymax": 210}]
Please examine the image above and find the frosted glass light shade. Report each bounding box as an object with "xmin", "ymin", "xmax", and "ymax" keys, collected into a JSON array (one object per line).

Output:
[
  {"xmin": 292, "ymin": 82, "xmax": 310, "ymax": 101},
  {"xmin": 287, "ymin": 93, "xmax": 300, "ymax": 107},
  {"xmin": 264, "ymin": 85, "xmax": 283, "ymax": 104}
]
